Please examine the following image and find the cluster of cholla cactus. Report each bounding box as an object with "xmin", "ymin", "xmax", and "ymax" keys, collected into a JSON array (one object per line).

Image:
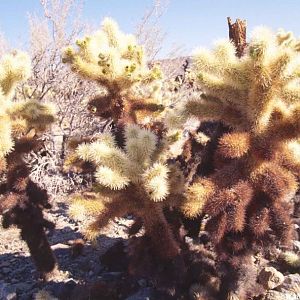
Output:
[
  {"xmin": 3, "ymin": 16, "xmax": 300, "ymax": 299},
  {"xmin": 62, "ymin": 18, "xmax": 300, "ymax": 298},
  {"xmin": 62, "ymin": 18, "xmax": 191, "ymax": 284},
  {"xmin": 0, "ymin": 51, "xmax": 56, "ymax": 274},
  {"xmin": 172, "ymin": 28, "xmax": 300, "ymax": 298}
]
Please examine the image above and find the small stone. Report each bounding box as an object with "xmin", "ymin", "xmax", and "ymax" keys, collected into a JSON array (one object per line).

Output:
[
  {"xmin": 258, "ymin": 267, "xmax": 284, "ymax": 290},
  {"xmin": 263, "ymin": 290, "xmax": 294, "ymax": 300},
  {"xmin": 51, "ymin": 243, "xmax": 70, "ymax": 250},
  {"xmin": 185, "ymin": 236, "xmax": 193, "ymax": 244},
  {"xmin": 277, "ymin": 273, "xmax": 300, "ymax": 294}
]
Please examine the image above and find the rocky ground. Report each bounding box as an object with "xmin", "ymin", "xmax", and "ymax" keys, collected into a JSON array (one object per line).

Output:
[
  {"xmin": 0, "ymin": 198, "xmax": 147, "ymax": 300},
  {"xmin": 0, "ymin": 196, "xmax": 300, "ymax": 300}
]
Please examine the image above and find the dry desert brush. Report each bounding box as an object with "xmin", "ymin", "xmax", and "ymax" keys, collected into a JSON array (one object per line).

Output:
[
  {"xmin": 174, "ymin": 28, "xmax": 300, "ymax": 298},
  {"xmin": 0, "ymin": 51, "xmax": 57, "ymax": 274}
]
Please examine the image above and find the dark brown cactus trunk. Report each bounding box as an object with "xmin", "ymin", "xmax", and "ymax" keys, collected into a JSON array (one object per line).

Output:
[{"xmin": 227, "ymin": 17, "xmax": 247, "ymax": 58}]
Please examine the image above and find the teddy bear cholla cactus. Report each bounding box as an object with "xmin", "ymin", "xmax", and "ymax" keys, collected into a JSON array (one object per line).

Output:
[
  {"xmin": 63, "ymin": 18, "xmax": 186, "ymax": 260},
  {"xmin": 62, "ymin": 18, "xmax": 164, "ymax": 125},
  {"xmin": 0, "ymin": 51, "xmax": 56, "ymax": 274},
  {"xmin": 175, "ymin": 28, "xmax": 300, "ymax": 297},
  {"xmin": 69, "ymin": 124, "xmax": 185, "ymax": 260}
]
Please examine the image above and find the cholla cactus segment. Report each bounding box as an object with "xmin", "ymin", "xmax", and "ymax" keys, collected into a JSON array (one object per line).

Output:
[
  {"xmin": 125, "ymin": 124, "xmax": 157, "ymax": 163},
  {"xmin": 218, "ymin": 132, "xmax": 250, "ymax": 158},
  {"xmin": 280, "ymin": 251, "xmax": 300, "ymax": 269},
  {"xmin": 0, "ymin": 118, "xmax": 14, "ymax": 158},
  {"xmin": 8, "ymin": 100, "xmax": 56, "ymax": 130},
  {"xmin": 0, "ymin": 51, "xmax": 31, "ymax": 98},
  {"xmin": 181, "ymin": 178, "xmax": 215, "ymax": 218},
  {"xmin": 95, "ymin": 165, "xmax": 130, "ymax": 190},
  {"xmin": 0, "ymin": 51, "xmax": 56, "ymax": 274},
  {"xmin": 68, "ymin": 194, "xmax": 107, "ymax": 221},
  {"xmin": 63, "ymin": 17, "xmax": 158, "ymax": 85},
  {"xmin": 143, "ymin": 163, "xmax": 169, "ymax": 201},
  {"xmin": 63, "ymin": 18, "xmax": 166, "ymax": 123}
]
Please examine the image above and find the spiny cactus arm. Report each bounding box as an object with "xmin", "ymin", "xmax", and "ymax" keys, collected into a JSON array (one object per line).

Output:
[
  {"xmin": 0, "ymin": 117, "xmax": 14, "ymax": 158},
  {"xmin": 248, "ymin": 198, "xmax": 270, "ymax": 238},
  {"xmin": 218, "ymin": 132, "xmax": 251, "ymax": 159},
  {"xmin": 185, "ymin": 96, "xmax": 244, "ymax": 129},
  {"xmin": 0, "ymin": 193, "xmax": 19, "ymax": 213},
  {"xmin": 280, "ymin": 251, "xmax": 300, "ymax": 269},
  {"xmin": 68, "ymin": 194, "xmax": 107, "ymax": 221},
  {"xmin": 165, "ymin": 163, "xmax": 186, "ymax": 196},
  {"xmin": 270, "ymin": 202, "xmax": 293, "ymax": 245},
  {"xmin": 141, "ymin": 204, "xmax": 180, "ymax": 259},
  {"xmin": 84, "ymin": 195, "xmax": 128, "ymax": 241},
  {"xmin": 197, "ymin": 72, "xmax": 247, "ymax": 106},
  {"xmin": 63, "ymin": 152, "xmax": 95, "ymax": 174},
  {"xmin": 247, "ymin": 31, "xmax": 300, "ymax": 132},
  {"xmin": 0, "ymin": 51, "xmax": 31, "ymax": 98},
  {"xmin": 204, "ymin": 180, "xmax": 253, "ymax": 220},
  {"xmin": 20, "ymin": 215, "xmax": 56, "ymax": 273},
  {"xmin": 180, "ymin": 178, "xmax": 215, "ymax": 218},
  {"xmin": 130, "ymin": 99, "xmax": 165, "ymax": 120},
  {"xmin": 224, "ymin": 181, "xmax": 253, "ymax": 232},
  {"xmin": 194, "ymin": 41, "xmax": 246, "ymax": 81},
  {"xmin": 125, "ymin": 125, "xmax": 157, "ymax": 164},
  {"xmin": 8, "ymin": 100, "xmax": 56, "ymax": 131},
  {"xmin": 277, "ymin": 29, "xmax": 296, "ymax": 46},
  {"xmin": 88, "ymin": 95, "xmax": 114, "ymax": 117},
  {"xmin": 163, "ymin": 102, "xmax": 190, "ymax": 130},
  {"xmin": 265, "ymin": 105, "xmax": 300, "ymax": 143},
  {"xmin": 143, "ymin": 163, "xmax": 169, "ymax": 202},
  {"xmin": 63, "ymin": 18, "xmax": 157, "ymax": 94},
  {"xmin": 279, "ymin": 141, "xmax": 300, "ymax": 177},
  {"xmin": 2, "ymin": 181, "xmax": 56, "ymax": 273},
  {"xmin": 76, "ymin": 139, "xmax": 128, "ymax": 171},
  {"xmin": 95, "ymin": 165, "xmax": 130, "ymax": 190},
  {"xmin": 205, "ymin": 213, "xmax": 227, "ymax": 244},
  {"xmin": 281, "ymin": 80, "xmax": 300, "ymax": 103},
  {"xmin": 250, "ymin": 162, "xmax": 298, "ymax": 202}
]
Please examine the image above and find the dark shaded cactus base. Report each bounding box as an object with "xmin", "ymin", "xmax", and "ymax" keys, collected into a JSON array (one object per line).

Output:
[{"xmin": 0, "ymin": 161, "xmax": 56, "ymax": 274}]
